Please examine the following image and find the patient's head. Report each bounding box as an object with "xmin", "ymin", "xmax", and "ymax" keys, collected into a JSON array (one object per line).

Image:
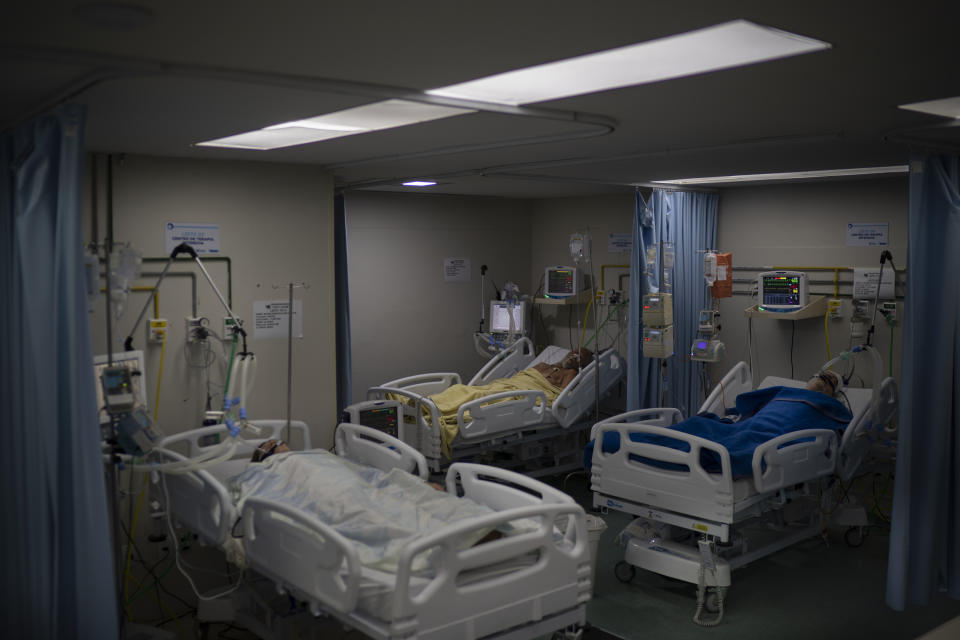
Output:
[
  {"xmin": 251, "ymin": 439, "xmax": 291, "ymax": 462},
  {"xmin": 806, "ymin": 371, "xmax": 839, "ymax": 397},
  {"xmin": 560, "ymin": 348, "xmax": 593, "ymax": 369}
]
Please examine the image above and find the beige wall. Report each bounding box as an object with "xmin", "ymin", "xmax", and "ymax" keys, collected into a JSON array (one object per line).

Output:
[
  {"xmin": 345, "ymin": 191, "xmax": 533, "ymax": 401},
  {"xmin": 85, "ymin": 155, "xmax": 338, "ymax": 447},
  {"xmin": 712, "ymin": 177, "xmax": 908, "ymax": 390}
]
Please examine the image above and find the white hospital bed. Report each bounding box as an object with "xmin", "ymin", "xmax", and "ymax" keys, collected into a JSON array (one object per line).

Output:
[
  {"xmin": 154, "ymin": 420, "xmax": 591, "ymax": 640},
  {"xmin": 590, "ymin": 345, "xmax": 897, "ymax": 622},
  {"xmin": 366, "ymin": 337, "xmax": 624, "ymax": 474}
]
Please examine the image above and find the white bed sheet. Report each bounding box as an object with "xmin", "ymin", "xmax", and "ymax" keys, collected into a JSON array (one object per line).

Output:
[{"xmin": 229, "ymin": 450, "xmax": 534, "ymax": 573}]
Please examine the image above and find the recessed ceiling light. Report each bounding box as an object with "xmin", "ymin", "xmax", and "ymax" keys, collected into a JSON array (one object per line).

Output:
[
  {"xmin": 899, "ymin": 97, "xmax": 960, "ymax": 119},
  {"xmin": 402, "ymin": 181, "xmax": 438, "ymax": 187},
  {"xmin": 427, "ymin": 20, "xmax": 830, "ymax": 105},
  {"xmin": 73, "ymin": 2, "xmax": 155, "ymax": 29},
  {"xmin": 652, "ymin": 166, "xmax": 909, "ymax": 185},
  {"xmin": 198, "ymin": 100, "xmax": 474, "ymax": 150}
]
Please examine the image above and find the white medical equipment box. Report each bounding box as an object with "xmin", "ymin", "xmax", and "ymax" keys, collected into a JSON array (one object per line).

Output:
[
  {"xmin": 643, "ymin": 325, "xmax": 674, "ymax": 358},
  {"xmin": 642, "ymin": 293, "xmax": 673, "ymax": 326},
  {"xmin": 341, "ymin": 400, "xmax": 402, "ymax": 438}
]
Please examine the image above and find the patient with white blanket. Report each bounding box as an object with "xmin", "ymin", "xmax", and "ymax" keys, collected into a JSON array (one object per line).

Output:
[{"xmin": 227, "ymin": 450, "xmax": 529, "ymax": 573}]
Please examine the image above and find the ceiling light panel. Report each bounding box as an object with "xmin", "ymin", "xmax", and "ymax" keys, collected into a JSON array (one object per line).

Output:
[
  {"xmin": 899, "ymin": 97, "xmax": 960, "ymax": 119},
  {"xmin": 198, "ymin": 99, "xmax": 474, "ymax": 150},
  {"xmin": 427, "ymin": 20, "xmax": 830, "ymax": 105}
]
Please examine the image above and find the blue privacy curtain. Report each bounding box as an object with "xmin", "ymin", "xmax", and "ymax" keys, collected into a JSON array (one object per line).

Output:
[
  {"xmin": 628, "ymin": 189, "xmax": 717, "ymax": 416},
  {"xmin": 0, "ymin": 105, "xmax": 118, "ymax": 638},
  {"xmin": 886, "ymin": 153, "xmax": 960, "ymax": 610},
  {"xmin": 334, "ymin": 192, "xmax": 352, "ymax": 414}
]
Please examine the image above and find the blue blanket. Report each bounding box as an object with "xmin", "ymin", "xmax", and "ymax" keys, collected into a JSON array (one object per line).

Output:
[{"xmin": 586, "ymin": 387, "xmax": 852, "ymax": 478}]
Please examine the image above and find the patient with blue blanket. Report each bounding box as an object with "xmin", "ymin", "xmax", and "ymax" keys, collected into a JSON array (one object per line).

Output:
[{"xmin": 586, "ymin": 372, "xmax": 852, "ymax": 478}]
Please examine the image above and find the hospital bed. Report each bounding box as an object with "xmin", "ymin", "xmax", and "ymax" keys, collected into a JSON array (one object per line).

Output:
[
  {"xmin": 589, "ymin": 346, "xmax": 897, "ymax": 623},
  {"xmin": 365, "ymin": 337, "xmax": 625, "ymax": 475},
  {"xmin": 153, "ymin": 419, "xmax": 591, "ymax": 640}
]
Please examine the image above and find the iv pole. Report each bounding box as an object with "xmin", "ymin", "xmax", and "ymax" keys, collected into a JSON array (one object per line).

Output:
[{"xmin": 273, "ymin": 281, "xmax": 308, "ymax": 443}]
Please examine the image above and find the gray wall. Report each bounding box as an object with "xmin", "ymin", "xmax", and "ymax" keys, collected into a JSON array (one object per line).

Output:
[
  {"xmin": 712, "ymin": 177, "xmax": 908, "ymax": 392},
  {"xmin": 85, "ymin": 155, "xmax": 339, "ymax": 447},
  {"xmin": 345, "ymin": 191, "xmax": 533, "ymax": 401}
]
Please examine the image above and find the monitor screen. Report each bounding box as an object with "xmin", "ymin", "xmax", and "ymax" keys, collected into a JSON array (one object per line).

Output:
[
  {"xmin": 490, "ymin": 300, "xmax": 525, "ymax": 333},
  {"xmin": 357, "ymin": 405, "xmax": 399, "ymax": 437},
  {"xmin": 761, "ymin": 273, "xmax": 804, "ymax": 308},
  {"xmin": 545, "ymin": 266, "xmax": 578, "ymax": 297}
]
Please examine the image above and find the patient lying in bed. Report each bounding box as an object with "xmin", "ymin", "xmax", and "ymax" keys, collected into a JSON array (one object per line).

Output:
[
  {"xmin": 587, "ymin": 372, "xmax": 852, "ymax": 479},
  {"xmin": 398, "ymin": 348, "xmax": 592, "ymax": 458},
  {"xmin": 231, "ymin": 448, "xmax": 527, "ymax": 572}
]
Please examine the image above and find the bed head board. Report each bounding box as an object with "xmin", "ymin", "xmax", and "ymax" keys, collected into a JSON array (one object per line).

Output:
[
  {"xmin": 334, "ymin": 423, "xmax": 429, "ymax": 480},
  {"xmin": 158, "ymin": 419, "xmax": 312, "ymax": 459}
]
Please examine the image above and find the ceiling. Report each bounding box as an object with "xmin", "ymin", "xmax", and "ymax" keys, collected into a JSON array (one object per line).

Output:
[{"xmin": 2, "ymin": 1, "xmax": 959, "ymax": 198}]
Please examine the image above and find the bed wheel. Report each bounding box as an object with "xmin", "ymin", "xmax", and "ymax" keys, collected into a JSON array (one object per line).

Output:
[
  {"xmin": 705, "ymin": 589, "xmax": 723, "ymax": 613},
  {"xmin": 844, "ymin": 526, "xmax": 866, "ymax": 548},
  {"xmin": 614, "ymin": 560, "xmax": 636, "ymax": 583}
]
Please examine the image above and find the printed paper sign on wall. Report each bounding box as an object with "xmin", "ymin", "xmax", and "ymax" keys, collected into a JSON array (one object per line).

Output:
[{"xmin": 253, "ymin": 300, "xmax": 303, "ymax": 339}]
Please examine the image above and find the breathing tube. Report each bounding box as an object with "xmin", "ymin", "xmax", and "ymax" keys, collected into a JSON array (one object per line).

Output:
[
  {"xmin": 819, "ymin": 344, "xmax": 883, "ymax": 397},
  {"xmin": 120, "ymin": 351, "xmax": 260, "ymax": 475}
]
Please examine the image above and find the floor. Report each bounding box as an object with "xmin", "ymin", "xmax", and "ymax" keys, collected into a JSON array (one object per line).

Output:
[
  {"xmin": 126, "ymin": 471, "xmax": 960, "ymax": 640},
  {"xmin": 562, "ymin": 472, "xmax": 960, "ymax": 640}
]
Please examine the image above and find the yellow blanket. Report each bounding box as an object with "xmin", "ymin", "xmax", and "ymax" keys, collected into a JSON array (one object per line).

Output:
[{"xmin": 422, "ymin": 368, "xmax": 561, "ymax": 459}]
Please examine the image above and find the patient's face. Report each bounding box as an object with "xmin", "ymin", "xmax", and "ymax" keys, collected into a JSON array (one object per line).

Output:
[
  {"xmin": 806, "ymin": 372, "xmax": 838, "ymax": 397},
  {"xmin": 251, "ymin": 439, "xmax": 291, "ymax": 462},
  {"xmin": 560, "ymin": 348, "xmax": 593, "ymax": 369}
]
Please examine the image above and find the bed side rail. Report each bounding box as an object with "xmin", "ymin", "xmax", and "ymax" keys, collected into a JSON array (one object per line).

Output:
[
  {"xmin": 150, "ymin": 448, "xmax": 236, "ymax": 546},
  {"xmin": 447, "ymin": 462, "xmax": 577, "ymax": 509},
  {"xmin": 390, "ymin": 501, "xmax": 589, "ymax": 634},
  {"xmin": 158, "ymin": 420, "xmax": 312, "ymax": 459},
  {"xmin": 699, "ymin": 361, "xmax": 752, "ymax": 416},
  {"xmin": 457, "ymin": 389, "xmax": 548, "ymax": 440},
  {"xmin": 468, "ymin": 337, "xmax": 537, "ymax": 386},
  {"xmin": 589, "ymin": 408, "xmax": 683, "ymax": 441},
  {"xmin": 751, "ymin": 428, "xmax": 839, "ymax": 493},
  {"xmin": 590, "ymin": 421, "xmax": 737, "ymax": 523},
  {"xmin": 335, "ymin": 422, "xmax": 429, "ymax": 480},
  {"xmin": 553, "ymin": 349, "xmax": 625, "ymax": 427},
  {"xmin": 241, "ymin": 497, "xmax": 362, "ymax": 615},
  {"xmin": 375, "ymin": 372, "xmax": 461, "ymax": 397},
  {"xmin": 837, "ymin": 376, "xmax": 898, "ymax": 482}
]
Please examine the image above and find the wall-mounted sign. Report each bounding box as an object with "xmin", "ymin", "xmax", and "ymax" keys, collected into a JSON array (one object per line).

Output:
[
  {"xmin": 164, "ymin": 222, "xmax": 221, "ymax": 255},
  {"xmin": 846, "ymin": 222, "xmax": 888, "ymax": 246},
  {"xmin": 608, "ymin": 233, "xmax": 632, "ymax": 253}
]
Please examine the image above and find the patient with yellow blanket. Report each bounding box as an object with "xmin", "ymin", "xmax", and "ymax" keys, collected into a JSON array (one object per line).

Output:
[{"xmin": 417, "ymin": 348, "xmax": 592, "ymax": 458}]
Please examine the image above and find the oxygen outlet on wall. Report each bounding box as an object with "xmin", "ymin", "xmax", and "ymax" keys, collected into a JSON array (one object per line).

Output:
[
  {"xmin": 828, "ymin": 299, "xmax": 843, "ymax": 320},
  {"xmin": 147, "ymin": 318, "xmax": 168, "ymax": 343},
  {"xmin": 185, "ymin": 316, "xmax": 208, "ymax": 343}
]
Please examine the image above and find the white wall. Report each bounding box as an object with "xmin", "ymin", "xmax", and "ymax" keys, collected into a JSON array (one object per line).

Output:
[
  {"xmin": 346, "ymin": 191, "xmax": 533, "ymax": 401},
  {"xmin": 86, "ymin": 155, "xmax": 338, "ymax": 447},
  {"xmin": 712, "ymin": 177, "xmax": 907, "ymax": 391}
]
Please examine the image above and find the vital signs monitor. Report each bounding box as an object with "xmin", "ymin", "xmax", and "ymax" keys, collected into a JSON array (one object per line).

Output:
[
  {"xmin": 544, "ymin": 266, "xmax": 585, "ymax": 298},
  {"xmin": 758, "ymin": 271, "xmax": 808, "ymax": 311}
]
